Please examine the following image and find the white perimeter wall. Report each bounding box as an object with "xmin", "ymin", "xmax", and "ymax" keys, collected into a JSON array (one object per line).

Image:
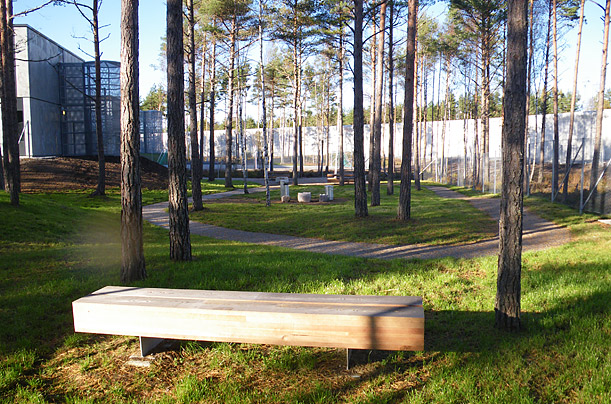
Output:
[{"xmin": 196, "ymin": 110, "xmax": 611, "ymax": 168}]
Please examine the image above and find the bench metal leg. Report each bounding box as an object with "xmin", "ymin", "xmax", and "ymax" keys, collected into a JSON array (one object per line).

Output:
[
  {"xmin": 346, "ymin": 349, "xmax": 351, "ymax": 370},
  {"xmin": 139, "ymin": 337, "xmax": 165, "ymax": 357}
]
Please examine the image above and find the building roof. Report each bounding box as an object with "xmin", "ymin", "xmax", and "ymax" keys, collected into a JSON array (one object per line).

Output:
[{"xmin": 14, "ymin": 24, "xmax": 85, "ymax": 63}]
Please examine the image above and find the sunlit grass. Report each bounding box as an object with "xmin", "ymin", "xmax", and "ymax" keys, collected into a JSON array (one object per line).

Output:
[
  {"xmin": 190, "ymin": 181, "xmax": 498, "ymax": 246},
  {"xmin": 0, "ymin": 188, "xmax": 609, "ymax": 403}
]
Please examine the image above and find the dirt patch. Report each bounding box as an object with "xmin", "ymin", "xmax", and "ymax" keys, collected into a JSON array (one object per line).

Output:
[{"xmin": 20, "ymin": 156, "xmax": 168, "ymax": 192}]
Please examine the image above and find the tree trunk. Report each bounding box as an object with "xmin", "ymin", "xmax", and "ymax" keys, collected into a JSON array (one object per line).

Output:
[
  {"xmin": 0, "ymin": 148, "xmax": 4, "ymax": 190},
  {"xmin": 225, "ymin": 17, "xmax": 237, "ymax": 188},
  {"xmin": 397, "ymin": 0, "xmax": 416, "ymax": 221},
  {"xmin": 472, "ymin": 51, "xmax": 480, "ymax": 190},
  {"xmin": 187, "ymin": 0, "xmax": 202, "ymax": 210},
  {"xmin": 259, "ymin": 0, "xmax": 270, "ymax": 206},
  {"xmin": 481, "ymin": 32, "xmax": 491, "ymax": 187},
  {"xmin": 0, "ymin": 0, "xmax": 20, "ymax": 206},
  {"xmin": 325, "ymin": 67, "xmax": 330, "ymax": 175},
  {"xmin": 387, "ymin": 0, "xmax": 395, "ymax": 196},
  {"xmin": 538, "ymin": 5, "xmax": 552, "ymax": 184},
  {"xmin": 298, "ymin": 50, "xmax": 304, "ymax": 177},
  {"xmin": 368, "ymin": 15, "xmax": 377, "ymax": 192},
  {"xmin": 353, "ymin": 0, "xmax": 368, "ymax": 217},
  {"xmin": 441, "ymin": 57, "xmax": 451, "ymax": 180},
  {"xmin": 590, "ymin": 0, "xmax": 611, "ymax": 203},
  {"xmin": 208, "ymin": 26, "xmax": 217, "ymax": 182},
  {"xmin": 563, "ymin": 0, "xmax": 585, "ymax": 198},
  {"xmin": 238, "ymin": 55, "xmax": 248, "ymax": 195},
  {"xmin": 552, "ymin": 0, "xmax": 559, "ymax": 199},
  {"xmin": 423, "ymin": 59, "xmax": 430, "ymax": 178},
  {"xmin": 92, "ymin": 0, "xmax": 105, "ymax": 196},
  {"xmin": 371, "ymin": 0, "xmax": 387, "ymax": 207},
  {"xmin": 496, "ymin": 0, "xmax": 527, "ymax": 331},
  {"xmin": 120, "ymin": 0, "xmax": 146, "ymax": 282},
  {"xmin": 292, "ymin": 38, "xmax": 299, "ymax": 185},
  {"xmin": 414, "ymin": 44, "xmax": 421, "ymax": 190},
  {"xmin": 199, "ymin": 34, "xmax": 206, "ymax": 183},
  {"xmin": 269, "ymin": 88, "xmax": 274, "ymax": 172},
  {"xmin": 338, "ymin": 31, "xmax": 345, "ymax": 186},
  {"xmin": 524, "ymin": 0, "xmax": 535, "ymax": 193},
  {"xmin": 167, "ymin": 0, "xmax": 192, "ymax": 261}
]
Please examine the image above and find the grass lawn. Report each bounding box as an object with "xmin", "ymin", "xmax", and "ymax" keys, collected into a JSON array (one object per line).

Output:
[
  {"xmin": 190, "ymin": 182, "xmax": 498, "ymax": 246},
  {"xmin": 188, "ymin": 179, "xmax": 260, "ymax": 196},
  {"xmin": 0, "ymin": 187, "xmax": 610, "ymax": 403}
]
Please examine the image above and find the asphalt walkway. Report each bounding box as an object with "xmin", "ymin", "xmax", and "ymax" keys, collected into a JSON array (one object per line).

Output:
[{"xmin": 142, "ymin": 183, "xmax": 571, "ymax": 260}]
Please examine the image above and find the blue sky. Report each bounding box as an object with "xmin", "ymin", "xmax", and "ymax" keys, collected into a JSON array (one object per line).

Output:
[
  {"xmin": 14, "ymin": 0, "xmax": 610, "ymax": 113},
  {"xmin": 15, "ymin": 0, "xmax": 167, "ymax": 98}
]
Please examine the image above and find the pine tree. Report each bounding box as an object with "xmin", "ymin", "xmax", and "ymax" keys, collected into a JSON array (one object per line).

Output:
[
  {"xmin": 119, "ymin": 0, "xmax": 146, "ymax": 282},
  {"xmin": 167, "ymin": 0, "xmax": 192, "ymax": 261}
]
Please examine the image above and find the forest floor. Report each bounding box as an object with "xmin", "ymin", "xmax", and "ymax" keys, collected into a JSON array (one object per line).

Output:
[{"xmin": 20, "ymin": 156, "xmax": 169, "ymax": 192}]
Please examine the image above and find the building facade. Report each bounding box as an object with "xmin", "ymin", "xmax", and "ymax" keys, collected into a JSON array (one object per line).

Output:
[{"xmin": 2, "ymin": 25, "xmax": 164, "ymax": 159}]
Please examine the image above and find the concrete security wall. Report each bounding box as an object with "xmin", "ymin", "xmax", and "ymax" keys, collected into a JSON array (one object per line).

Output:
[{"xmin": 198, "ymin": 110, "xmax": 611, "ymax": 169}]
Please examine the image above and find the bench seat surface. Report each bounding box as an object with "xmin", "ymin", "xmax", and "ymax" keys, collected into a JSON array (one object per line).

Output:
[{"xmin": 73, "ymin": 286, "xmax": 424, "ymax": 351}]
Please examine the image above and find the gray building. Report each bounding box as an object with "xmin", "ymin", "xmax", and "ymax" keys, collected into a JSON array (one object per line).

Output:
[
  {"xmin": 14, "ymin": 24, "xmax": 84, "ymax": 157},
  {"xmin": 3, "ymin": 25, "xmax": 164, "ymax": 158}
]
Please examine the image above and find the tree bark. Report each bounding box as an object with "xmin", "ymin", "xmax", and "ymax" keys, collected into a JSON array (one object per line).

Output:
[
  {"xmin": 338, "ymin": 32, "xmax": 345, "ymax": 186},
  {"xmin": 292, "ymin": 37, "xmax": 299, "ymax": 185},
  {"xmin": 481, "ymin": 32, "xmax": 491, "ymax": 187},
  {"xmin": 199, "ymin": 34, "xmax": 206, "ymax": 183},
  {"xmin": 238, "ymin": 54, "xmax": 248, "ymax": 195},
  {"xmin": 0, "ymin": 148, "xmax": 4, "ymax": 190},
  {"xmin": 563, "ymin": 0, "xmax": 585, "ymax": 198},
  {"xmin": 120, "ymin": 0, "xmax": 146, "ymax": 283},
  {"xmin": 92, "ymin": 0, "xmax": 105, "ymax": 196},
  {"xmin": 590, "ymin": 0, "xmax": 611, "ymax": 204},
  {"xmin": 552, "ymin": 0, "xmax": 559, "ymax": 199},
  {"xmin": 259, "ymin": 0, "xmax": 270, "ymax": 206},
  {"xmin": 0, "ymin": 0, "xmax": 20, "ymax": 206},
  {"xmin": 167, "ymin": 0, "xmax": 192, "ymax": 261},
  {"xmin": 187, "ymin": 0, "xmax": 202, "ymax": 210},
  {"xmin": 397, "ymin": 0, "xmax": 417, "ymax": 221},
  {"xmin": 440, "ymin": 57, "xmax": 451, "ymax": 180},
  {"xmin": 371, "ymin": 0, "xmax": 387, "ymax": 207},
  {"xmin": 387, "ymin": 0, "xmax": 395, "ymax": 196},
  {"xmin": 325, "ymin": 67, "xmax": 330, "ymax": 174},
  {"xmin": 496, "ymin": 0, "xmax": 527, "ymax": 331},
  {"xmin": 524, "ymin": 0, "xmax": 535, "ymax": 193},
  {"xmin": 538, "ymin": 5, "xmax": 552, "ymax": 184},
  {"xmin": 298, "ymin": 50, "xmax": 304, "ymax": 177},
  {"xmin": 414, "ymin": 43, "xmax": 421, "ymax": 190},
  {"xmin": 368, "ymin": 15, "xmax": 377, "ymax": 192},
  {"xmin": 225, "ymin": 16, "xmax": 237, "ymax": 188},
  {"xmin": 269, "ymin": 86, "xmax": 275, "ymax": 172},
  {"xmin": 208, "ymin": 25, "xmax": 217, "ymax": 182},
  {"xmin": 353, "ymin": 0, "xmax": 368, "ymax": 217}
]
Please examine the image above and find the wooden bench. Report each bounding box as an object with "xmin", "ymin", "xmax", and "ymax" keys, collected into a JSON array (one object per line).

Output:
[
  {"xmin": 327, "ymin": 172, "xmax": 355, "ymax": 184},
  {"xmin": 72, "ymin": 286, "xmax": 424, "ymax": 367}
]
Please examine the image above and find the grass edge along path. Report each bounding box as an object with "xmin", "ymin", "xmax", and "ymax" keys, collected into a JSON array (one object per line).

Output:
[{"xmin": 189, "ymin": 182, "xmax": 498, "ymax": 247}]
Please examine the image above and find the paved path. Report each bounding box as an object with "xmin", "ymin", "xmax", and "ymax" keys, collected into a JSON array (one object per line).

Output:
[{"xmin": 142, "ymin": 185, "xmax": 571, "ymax": 261}]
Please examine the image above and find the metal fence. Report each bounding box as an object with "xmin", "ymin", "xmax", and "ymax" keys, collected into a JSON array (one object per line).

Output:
[
  {"xmin": 418, "ymin": 147, "xmax": 611, "ymax": 215},
  {"xmin": 59, "ymin": 61, "xmax": 121, "ymax": 156}
]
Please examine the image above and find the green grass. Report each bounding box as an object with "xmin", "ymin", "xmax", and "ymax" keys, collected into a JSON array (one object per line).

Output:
[
  {"xmin": 188, "ymin": 179, "xmax": 260, "ymax": 196},
  {"xmin": 1, "ymin": 187, "xmax": 610, "ymax": 403},
  {"xmin": 448, "ymin": 185, "xmax": 499, "ymax": 198},
  {"xmin": 190, "ymin": 182, "xmax": 498, "ymax": 246}
]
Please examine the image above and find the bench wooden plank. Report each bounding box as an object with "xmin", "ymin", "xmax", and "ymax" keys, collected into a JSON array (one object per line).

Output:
[
  {"xmin": 73, "ymin": 286, "xmax": 424, "ymax": 352},
  {"xmin": 80, "ymin": 286, "xmax": 422, "ymax": 307}
]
